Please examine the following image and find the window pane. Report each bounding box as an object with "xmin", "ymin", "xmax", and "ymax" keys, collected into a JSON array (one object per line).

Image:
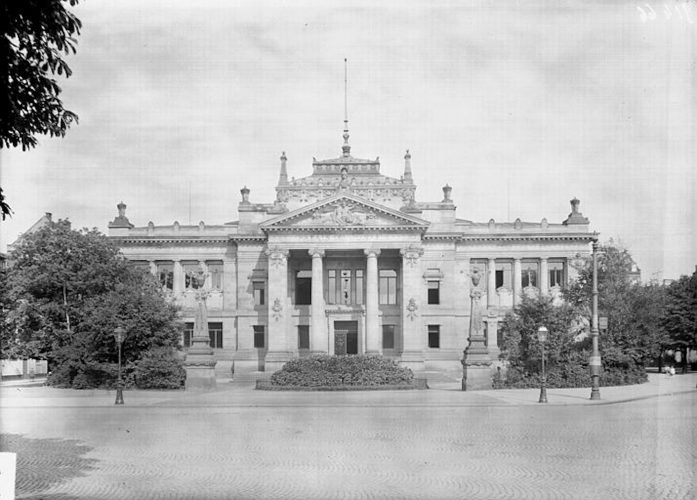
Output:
[
  {"xmin": 356, "ymin": 270, "xmax": 364, "ymax": 305},
  {"xmin": 253, "ymin": 326, "xmax": 265, "ymax": 348},
  {"xmin": 298, "ymin": 325, "xmax": 310, "ymax": 349},
  {"xmin": 183, "ymin": 322, "xmax": 194, "ymax": 347},
  {"xmin": 208, "ymin": 322, "xmax": 223, "ymax": 349},
  {"xmin": 427, "ymin": 281, "xmax": 439, "ymax": 304},
  {"xmin": 157, "ymin": 263, "xmax": 174, "ymax": 290},
  {"xmin": 295, "ymin": 271, "xmax": 312, "ymax": 305},
  {"xmin": 327, "ymin": 270, "xmax": 336, "ymax": 304},
  {"xmin": 207, "ymin": 261, "xmax": 223, "ymax": 290},
  {"xmin": 253, "ymin": 282, "xmax": 265, "ymax": 306},
  {"xmin": 382, "ymin": 325, "xmax": 395, "ymax": 349},
  {"xmin": 428, "ymin": 325, "xmax": 440, "ymax": 348}
]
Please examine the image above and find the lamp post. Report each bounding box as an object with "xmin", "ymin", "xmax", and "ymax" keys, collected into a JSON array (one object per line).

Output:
[
  {"xmin": 590, "ymin": 240, "xmax": 601, "ymax": 400},
  {"xmin": 537, "ymin": 326, "xmax": 548, "ymax": 403},
  {"xmin": 114, "ymin": 327, "xmax": 125, "ymax": 405}
]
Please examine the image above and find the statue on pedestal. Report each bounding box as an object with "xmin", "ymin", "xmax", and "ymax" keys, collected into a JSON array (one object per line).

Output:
[
  {"xmin": 184, "ymin": 270, "xmax": 217, "ymax": 390},
  {"xmin": 462, "ymin": 268, "xmax": 492, "ymax": 391}
]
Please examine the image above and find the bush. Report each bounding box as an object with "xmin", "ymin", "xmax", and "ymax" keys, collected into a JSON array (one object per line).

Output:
[
  {"xmin": 133, "ymin": 348, "xmax": 185, "ymax": 389},
  {"xmin": 270, "ymin": 355, "xmax": 414, "ymax": 388}
]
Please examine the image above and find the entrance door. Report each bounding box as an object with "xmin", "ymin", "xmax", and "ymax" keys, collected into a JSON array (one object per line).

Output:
[{"xmin": 334, "ymin": 321, "xmax": 358, "ymax": 355}]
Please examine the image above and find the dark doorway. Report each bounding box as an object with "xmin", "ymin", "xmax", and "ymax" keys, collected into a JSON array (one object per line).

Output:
[{"xmin": 334, "ymin": 321, "xmax": 358, "ymax": 355}]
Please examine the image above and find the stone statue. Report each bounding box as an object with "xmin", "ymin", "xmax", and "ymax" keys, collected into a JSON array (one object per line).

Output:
[
  {"xmin": 469, "ymin": 270, "xmax": 484, "ymax": 336},
  {"xmin": 192, "ymin": 271, "xmax": 210, "ymax": 338}
]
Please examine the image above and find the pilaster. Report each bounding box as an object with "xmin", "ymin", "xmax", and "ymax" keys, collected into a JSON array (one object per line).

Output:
[
  {"xmin": 400, "ymin": 245, "xmax": 424, "ymax": 372},
  {"xmin": 309, "ymin": 248, "xmax": 327, "ymax": 354},
  {"xmin": 513, "ymin": 258, "xmax": 522, "ymax": 306},
  {"xmin": 364, "ymin": 249, "xmax": 381, "ymax": 355},
  {"xmin": 265, "ymin": 245, "xmax": 290, "ymax": 372},
  {"xmin": 540, "ymin": 257, "xmax": 549, "ymax": 296}
]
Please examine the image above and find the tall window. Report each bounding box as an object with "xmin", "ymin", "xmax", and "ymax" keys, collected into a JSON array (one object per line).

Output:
[
  {"xmin": 427, "ymin": 281, "xmax": 440, "ymax": 304},
  {"xmin": 549, "ymin": 262, "xmax": 565, "ymax": 288},
  {"xmin": 183, "ymin": 322, "xmax": 194, "ymax": 347},
  {"xmin": 253, "ymin": 326, "xmax": 265, "ymax": 348},
  {"xmin": 298, "ymin": 325, "xmax": 310, "ymax": 350},
  {"xmin": 253, "ymin": 281, "xmax": 265, "ymax": 306},
  {"xmin": 183, "ymin": 262, "xmax": 202, "ymax": 289},
  {"xmin": 208, "ymin": 322, "xmax": 223, "ymax": 348},
  {"xmin": 379, "ymin": 269, "xmax": 397, "ymax": 305},
  {"xmin": 382, "ymin": 325, "xmax": 395, "ymax": 350},
  {"xmin": 327, "ymin": 270, "xmax": 337, "ymax": 304},
  {"xmin": 207, "ymin": 261, "xmax": 223, "ymax": 290},
  {"xmin": 355, "ymin": 270, "xmax": 364, "ymax": 305},
  {"xmin": 521, "ymin": 262, "xmax": 538, "ymax": 288},
  {"xmin": 157, "ymin": 262, "xmax": 174, "ymax": 290},
  {"xmin": 295, "ymin": 270, "xmax": 312, "ymax": 305},
  {"xmin": 495, "ymin": 262, "xmax": 512, "ymax": 289},
  {"xmin": 428, "ymin": 325, "xmax": 440, "ymax": 348}
]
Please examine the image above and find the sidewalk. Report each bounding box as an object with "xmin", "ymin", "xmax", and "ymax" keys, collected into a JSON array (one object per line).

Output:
[{"xmin": 1, "ymin": 372, "xmax": 694, "ymax": 408}]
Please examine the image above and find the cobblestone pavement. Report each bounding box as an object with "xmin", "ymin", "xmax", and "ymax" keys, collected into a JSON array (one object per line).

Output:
[{"xmin": 1, "ymin": 374, "xmax": 695, "ymax": 500}]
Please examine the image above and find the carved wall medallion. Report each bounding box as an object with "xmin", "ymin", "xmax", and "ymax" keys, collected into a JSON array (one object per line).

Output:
[
  {"xmin": 400, "ymin": 245, "xmax": 423, "ymax": 267},
  {"xmin": 272, "ymin": 298, "xmax": 283, "ymax": 321},
  {"xmin": 407, "ymin": 298, "xmax": 418, "ymax": 320}
]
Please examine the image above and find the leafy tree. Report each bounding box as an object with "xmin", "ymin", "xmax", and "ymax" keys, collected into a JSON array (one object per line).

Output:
[
  {"xmin": 564, "ymin": 241, "xmax": 664, "ymax": 372},
  {"xmin": 0, "ymin": 0, "xmax": 82, "ymax": 219},
  {"xmin": 2, "ymin": 219, "xmax": 184, "ymax": 388},
  {"xmin": 662, "ymin": 269, "xmax": 697, "ymax": 369},
  {"xmin": 498, "ymin": 295, "xmax": 591, "ymax": 388}
]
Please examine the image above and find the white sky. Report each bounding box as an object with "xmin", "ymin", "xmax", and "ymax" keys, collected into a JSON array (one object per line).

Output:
[{"xmin": 1, "ymin": 0, "xmax": 695, "ymax": 280}]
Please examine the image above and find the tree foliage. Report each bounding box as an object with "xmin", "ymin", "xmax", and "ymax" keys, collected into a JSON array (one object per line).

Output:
[
  {"xmin": 662, "ymin": 269, "xmax": 697, "ymax": 348},
  {"xmin": 1, "ymin": 0, "xmax": 81, "ymax": 151},
  {"xmin": 2, "ymin": 219, "xmax": 184, "ymax": 388}
]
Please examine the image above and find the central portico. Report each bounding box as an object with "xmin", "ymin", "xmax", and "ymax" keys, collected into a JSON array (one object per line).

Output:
[{"xmin": 260, "ymin": 190, "xmax": 430, "ymax": 373}]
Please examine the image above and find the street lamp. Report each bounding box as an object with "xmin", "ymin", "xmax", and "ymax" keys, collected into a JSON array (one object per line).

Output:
[
  {"xmin": 113, "ymin": 327, "xmax": 126, "ymax": 405},
  {"xmin": 589, "ymin": 240, "xmax": 601, "ymax": 400},
  {"xmin": 538, "ymin": 326, "xmax": 548, "ymax": 404}
]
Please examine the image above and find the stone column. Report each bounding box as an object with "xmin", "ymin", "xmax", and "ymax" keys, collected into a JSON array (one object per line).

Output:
[
  {"xmin": 149, "ymin": 261, "xmax": 157, "ymax": 276},
  {"xmin": 364, "ymin": 249, "xmax": 381, "ymax": 355},
  {"xmin": 400, "ymin": 245, "xmax": 424, "ymax": 372},
  {"xmin": 487, "ymin": 258, "xmax": 497, "ymax": 308},
  {"xmin": 309, "ymin": 249, "xmax": 327, "ymax": 354},
  {"xmin": 513, "ymin": 258, "xmax": 522, "ymax": 306},
  {"xmin": 265, "ymin": 246, "xmax": 290, "ymax": 373},
  {"xmin": 462, "ymin": 268, "xmax": 492, "ymax": 390},
  {"xmin": 540, "ymin": 258, "xmax": 549, "ymax": 296},
  {"xmin": 173, "ymin": 259, "xmax": 184, "ymax": 296}
]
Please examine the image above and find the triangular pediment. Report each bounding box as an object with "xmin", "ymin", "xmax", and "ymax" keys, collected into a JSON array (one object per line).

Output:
[{"xmin": 260, "ymin": 193, "xmax": 429, "ymax": 232}]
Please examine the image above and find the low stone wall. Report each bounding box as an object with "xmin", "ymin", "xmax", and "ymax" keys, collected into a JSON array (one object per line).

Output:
[
  {"xmin": 256, "ymin": 378, "xmax": 429, "ymax": 391},
  {"xmin": 1, "ymin": 359, "xmax": 48, "ymax": 379}
]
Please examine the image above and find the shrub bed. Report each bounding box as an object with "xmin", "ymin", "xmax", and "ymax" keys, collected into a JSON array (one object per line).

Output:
[{"xmin": 269, "ymin": 354, "xmax": 415, "ymax": 389}]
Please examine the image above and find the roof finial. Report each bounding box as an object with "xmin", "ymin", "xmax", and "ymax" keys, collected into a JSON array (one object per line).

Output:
[
  {"xmin": 278, "ymin": 151, "xmax": 288, "ymax": 185},
  {"xmin": 342, "ymin": 58, "xmax": 351, "ymax": 157}
]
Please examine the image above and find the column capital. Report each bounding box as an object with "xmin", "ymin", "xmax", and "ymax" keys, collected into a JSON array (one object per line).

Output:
[
  {"xmin": 265, "ymin": 245, "xmax": 289, "ymax": 268},
  {"xmin": 488, "ymin": 257, "xmax": 496, "ymax": 264},
  {"xmin": 400, "ymin": 244, "xmax": 423, "ymax": 268},
  {"xmin": 308, "ymin": 248, "xmax": 325, "ymax": 259},
  {"xmin": 513, "ymin": 257, "xmax": 521, "ymax": 263},
  {"xmin": 540, "ymin": 256, "xmax": 548, "ymax": 262},
  {"xmin": 364, "ymin": 248, "xmax": 381, "ymax": 258}
]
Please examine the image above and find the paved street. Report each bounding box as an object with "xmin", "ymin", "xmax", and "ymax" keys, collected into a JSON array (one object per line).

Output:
[{"xmin": 1, "ymin": 373, "xmax": 695, "ymax": 500}]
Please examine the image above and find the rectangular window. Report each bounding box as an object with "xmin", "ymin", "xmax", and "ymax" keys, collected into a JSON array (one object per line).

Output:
[
  {"xmin": 183, "ymin": 322, "xmax": 194, "ymax": 347},
  {"xmin": 379, "ymin": 269, "xmax": 397, "ymax": 305},
  {"xmin": 355, "ymin": 269, "xmax": 364, "ymax": 305},
  {"xmin": 183, "ymin": 262, "xmax": 202, "ymax": 289},
  {"xmin": 208, "ymin": 322, "xmax": 223, "ymax": 349},
  {"xmin": 382, "ymin": 325, "xmax": 395, "ymax": 349},
  {"xmin": 253, "ymin": 281, "xmax": 265, "ymax": 306},
  {"xmin": 207, "ymin": 261, "xmax": 223, "ymax": 290},
  {"xmin": 427, "ymin": 281, "xmax": 440, "ymax": 304},
  {"xmin": 298, "ymin": 325, "xmax": 310, "ymax": 350},
  {"xmin": 295, "ymin": 270, "xmax": 312, "ymax": 305},
  {"xmin": 327, "ymin": 270, "xmax": 337, "ymax": 304},
  {"xmin": 428, "ymin": 325, "xmax": 440, "ymax": 348},
  {"xmin": 157, "ymin": 262, "xmax": 174, "ymax": 290},
  {"xmin": 495, "ymin": 262, "xmax": 512, "ymax": 289},
  {"xmin": 522, "ymin": 262, "xmax": 539, "ymax": 288},
  {"xmin": 253, "ymin": 325, "xmax": 265, "ymax": 348},
  {"xmin": 549, "ymin": 261, "xmax": 565, "ymax": 288}
]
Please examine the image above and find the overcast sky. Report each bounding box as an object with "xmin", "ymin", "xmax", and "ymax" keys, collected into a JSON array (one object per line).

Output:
[{"xmin": 1, "ymin": 0, "xmax": 695, "ymax": 280}]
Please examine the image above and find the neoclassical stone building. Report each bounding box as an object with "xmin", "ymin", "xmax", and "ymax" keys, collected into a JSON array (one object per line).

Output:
[{"xmin": 109, "ymin": 131, "xmax": 595, "ymax": 379}]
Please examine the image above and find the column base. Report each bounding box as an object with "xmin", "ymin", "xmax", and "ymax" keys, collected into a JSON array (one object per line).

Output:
[{"xmin": 265, "ymin": 351, "xmax": 293, "ymax": 374}]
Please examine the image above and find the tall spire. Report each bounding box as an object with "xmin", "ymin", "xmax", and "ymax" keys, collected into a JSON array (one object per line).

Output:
[
  {"xmin": 278, "ymin": 151, "xmax": 288, "ymax": 185},
  {"xmin": 403, "ymin": 149, "xmax": 413, "ymax": 181},
  {"xmin": 342, "ymin": 58, "xmax": 351, "ymax": 157}
]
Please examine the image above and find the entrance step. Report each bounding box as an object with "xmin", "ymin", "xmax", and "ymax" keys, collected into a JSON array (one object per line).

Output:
[
  {"xmin": 232, "ymin": 371, "xmax": 272, "ymax": 383},
  {"xmin": 423, "ymin": 370, "xmax": 462, "ymax": 385}
]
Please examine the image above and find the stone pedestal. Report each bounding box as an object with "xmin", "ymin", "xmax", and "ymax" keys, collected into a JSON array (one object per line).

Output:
[
  {"xmin": 184, "ymin": 339, "xmax": 217, "ymax": 390},
  {"xmin": 264, "ymin": 351, "xmax": 291, "ymax": 374}
]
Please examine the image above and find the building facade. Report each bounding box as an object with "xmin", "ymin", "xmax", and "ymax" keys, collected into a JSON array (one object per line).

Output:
[{"xmin": 109, "ymin": 134, "xmax": 595, "ymax": 379}]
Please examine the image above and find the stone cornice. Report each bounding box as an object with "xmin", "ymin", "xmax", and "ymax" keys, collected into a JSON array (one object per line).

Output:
[
  {"xmin": 457, "ymin": 233, "xmax": 597, "ymax": 242},
  {"xmin": 114, "ymin": 237, "xmax": 229, "ymax": 246}
]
